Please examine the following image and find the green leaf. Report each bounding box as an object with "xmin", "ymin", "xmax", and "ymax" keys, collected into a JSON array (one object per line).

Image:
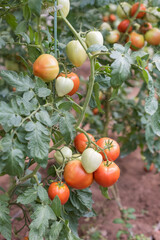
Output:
[
  {"xmin": 95, "ymin": 75, "xmax": 111, "ymax": 90},
  {"xmin": 59, "ymin": 112, "xmax": 76, "ymax": 144},
  {"xmin": 51, "ymin": 111, "xmax": 61, "ymax": 125},
  {"xmin": 49, "ymin": 221, "xmax": 64, "ymax": 240},
  {"xmin": 58, "ymin": 102, "xmax": 73, "ymax": 111},
  {"xmin": 116, "ymin": 230, "xmax": 129, "ymax": 239},
  {"xmin": 17, "ymin": 186, "xmax": 38, "ymax": 204},
  {"xmin": 93, "ymin": 82, "xmax": 104, "ymax": 113},
  {"xmin": 18, "ymin": 32, "xmax": 30, "ymax": 44},
  {"xmin": 145, "ymin": 91, "xmax": 158, "ymax": 116},
  {"xmin": 51, "ymin": 196, "xmax": 62, "ymax": 217},
  {"xmin": 0, "ymin": 201, "xmax": 11, "ymax": 240},
  {"xmin": 0, "ymin": 71, "xmax": 35, "ymax": 92},
  {"xmin": 29, "ymin": 205, "xmax": 56, "ymax": 237},
  {"xmin": 1, "ymin": 148, "xmax": 24, "ymax": 176},
  {"xmin": 5, "ymin": 14, "xmax": 17, "ymax": 30},
  {"xmin": 28, "ymin": 46, "xmax": 41, "ymax": 63},
  {"xmin": 127, "ymin": 214, "xmax": 136, "ymax": 220},
  {"xmin": 113, "ymin": 218, "xmax": 124, "ymax": 224},
  {"xmin": 153, "ymin": 52, "xmax": 160, "ymax": 71},
  {"xmin": 25, "ymin": 121, "xmax": 50, "ymax": 165},
  {"xmin": 37, "ymin": 186, "xmax": 49, "ymax": 203},
  {"xmin": 127, "ymin": 208, "xmax": 135, "ymax": 214},
  {"xmin": 151, "ymin": 106, "xmax": 160, "ymax": 137},
  {"xmin": 38, "ymin": 87, "xmax": 51, "ymax": 98},
  {"xmin": 28, "ymin": 0, "xmax": 43, "ymax": 16},
  {"xmin": 35, "ymin": 110, "xmax": 52, "ymax": 127},
  {"xmin": 99, "ymin": 186, "xmax": 110, "ymax": 199},
  {"xmin": 87, "ymin": 44, "xmax": 108, "ymax": 53},
  {"xmin": 142, "ymin": 69, "xmax": 149, "ymax": 83},
  {"xmin": 125, "ymin": 223, "xmax": 133, "ymax": 229},
  {"xmin": 15, "ymin": 20, "xmax": 27, "ymax": 34},
  {"xmin": 0, "ymin": 134, "xmax": 12, "ymax": 152}
]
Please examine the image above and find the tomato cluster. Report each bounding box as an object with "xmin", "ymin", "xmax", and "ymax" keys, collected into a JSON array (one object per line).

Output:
[{"xmin": 101, "ymin": 2, "xmax": 160, "ymax": 49}]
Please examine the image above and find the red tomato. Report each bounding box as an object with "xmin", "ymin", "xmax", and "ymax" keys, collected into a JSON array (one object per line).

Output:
[
  {"xmin": 58, "ymin": 72, "xmax": 80, "ymax": 96},
  {"xmin": 48, "ymin": 181, "xmax": 70, "ymax": 205},
  {"xmin": 139, "ymin": 22, "xmax": 152, "ymax": 34},
  {"xmin": 94, "ymin": 161, "xmax": 120, "ymax": 187},
  {"xmin": 102, "ymin": 16, "xmax": 109, "ymax": 22},
  {"xmin": 118, "ymin": 19, "xmax": 132, "ymax": 33},
  {"xmin": 130, "ymin": 3, "xmax": 146, "ymax": 19},
  {"xmin": 127, "ymin": 32, "xmax": 144, "ymax": 51},
  {"xmin": 64, "ymin": 160, "xmax": 93, "ymax": 189},
  {"xmin": 74, "ymin": 133, "xmax": 95, "ymax": 153},
  {"xmin": 92, "ymin": 105, "xmax": 104, "ymax": 115},
  {"xmin": 12, "ymin": 87, "xmax": 16, "ymax": 92},
  {"xmin": 144, "ymin": 163, "xmax": 154, "ymax": 172},
  {"xmin": 96, "ymin": 137, "xmax": 120, "ymax": 161},
  {"xmin": 109, "ymin": 14, "xmax": 116, "ymax": 22},
  {"xmin": 145, "ymin": 66, "xmax": 149, "ymax": 71},
  {"xmin": 33, "ymin": 54, "xmax": 59, "ymax": 82}
]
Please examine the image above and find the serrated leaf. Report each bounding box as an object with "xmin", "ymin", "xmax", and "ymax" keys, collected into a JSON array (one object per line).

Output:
[
  {"xmin": 35, "ymin": 110, "xmax": 52, "ymax": 127},
  {"xmin": 59, "ymin": 112, "xmax": 76, "ymax": 144},
  {"xmin": 38, "ymin": 87, "xmax": 51, "ymax": 98},
  {"xmin": 87, "ymin": 44, "xmax": 107, "ymax": 53},
  {"xmin": 17, "ymin": 186, "xmax": 38, "ymax": 204},
  {"xmin": 51, "ymin": 196, "xmax": 62, "ymax": 217},
  {"xmin": 95, "ymin": 75, "xmax": 111, "ymax": 90},
  {"xmin": 37, "ymin": 186, "xmax": 49, "ymax": 203},
  {"xmin": 28, "ymin": 0, "xmax": 42, "ymax": 16},
  {"xmin": 0, "ymin": 201, "xmax": 11, "ymax": 240},
  {"xmin": 48, "ymin": 221, "xmax": 63, "ymax": 240},
  {"xmin": 0, "ymin": 71, "xmax": 35, "ymax": 92},
  {"xmin": 145, "ymin": 91, "xmax": 158, "ymax": 116},
  {"xmin": 0, "ymin": 134, "xmax": 12, "ymax": 152},
  {"xmin": 153, "ymin": 52, "xmax": 160, "ymax": 71},
  {"xmin": 1, "ymin": 148, "xmax": 24, "ymax": 176}
]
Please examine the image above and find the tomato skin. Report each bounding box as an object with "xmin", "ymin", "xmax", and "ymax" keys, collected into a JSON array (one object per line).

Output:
[
  {"xmin": 12, "ymin": 87, "xmax": 16, "ymax": 92},
  {"xmin": 145, "ymin": 28, "xmax": 160, "ymax": 46},
  {"xmin": 74, "ymin": 133, "xmax": 95, "ymax": 153},
  {"xmin": 139, "ymin": 22, "xmax": 152, "ymax": 34},
  {"xmin": 102, "ymin": 16, "xmax": 109, "ymax": 22},
  {"xmin": 118, "ymin": 19, "xmax": 132, "ymax": 33},
  {"xmin": 33, "ymin": 54, "xmax": 59, "ymax": 82},
  {"xmin": 48, "ymin": 182, "xmax": 70, "ymax": 205},
  {"xmin": 64, "ymin": 160, "xmax": 93, "ymax": 189},
  {"xmin": 23, "ymin": 237, "xmax": 29, "ymax": 240},
  {"xmin": 117, "ymin": 2, "xmax": 131, "ymax": 19},
  {"xmin": 109, "ymin": 14, "xmax": 116, "ymax": 22},
  {"xmin": 106, "ymin": 30, "xmax": 120, "ymax": 44},
  {"xmin": 66, "ymin": 40, "xmax": 87, "ymax": 67},
  {"xmin": 146, "ymin": 7, "xmax": 160, "ymax": 23},
  {"xmin": 54, "ymin": 146, "xmax": 72, "ymax": 165},
  {"xmin": 96, "ymin": 137, "xmax": 120, "ymax": 161},
  {"xmin": 58, "ymin": 72, "xmax": 80, "ymax": 96},
  {"xmin": 55, "ymin": 76, "xmax": 74, "ymax": 97},
  {"xmin": 144, "ymin": 163, "xmax": 154, "ymax": 172},
  {"xmin": 100, "ymin": 22, "xmax": 112, "ymax": 31},
  {"xmin": 92, "ymin": 105, "xmax": 104, "ymax": 115},
  {"xmin": 58, "ymin": 0, "xmax": 70, "ymax": 18},
  {"xmin": 127, "ymin": 32, "xmax": 144, "ymax": 51},
  {"xmin": 130, "ymin": 3, "xmax": 146, "ymax": 19},
  {"xmin": 94, "ymin": 162, "xmax": 120, "ymax": 187}
]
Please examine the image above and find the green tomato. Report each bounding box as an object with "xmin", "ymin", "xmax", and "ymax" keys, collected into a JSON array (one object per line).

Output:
[
  {"xmin": 55, "ymin": 76, "xmax": 74, "ymax": 97},
  {"xmin": 117, "ymin": 2, "xmax": 131, "ymax": 19},
  {"xmin": 66, "ymin": 40, "xmax": 88, "ymax": 67},
  {"xmin": 109, "ymin": 4, "xmax": 117, "ymax": 13},
  {"xmin": 86, "ymin": 31, "xmax": 104, "ymax": 54},
  {"xmin": 100, "ymin": 22, "xmax": 112, "ymax": 31},
  {"xmin": 72, "ymin": 153, "xmax": 82, "ymax": 161},
  {"xmin": 58, "ymin": 0, "xmax": 70, "ymax": 18},
  {"xmin": 81, "ymin": 148, "xmax": 102, "ymax": 173},
  {"xmin": 146, "ymin": 7, "xmax": 160, "ymax": 23},
  {"xmin": 54, "ymin": 146, "xmax": 72, "ymax": 165}
]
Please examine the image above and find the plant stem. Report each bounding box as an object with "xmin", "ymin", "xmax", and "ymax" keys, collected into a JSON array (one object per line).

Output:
[{"xmin": 103, "ymin": 88, "xmax": 111, "ymax": 136}]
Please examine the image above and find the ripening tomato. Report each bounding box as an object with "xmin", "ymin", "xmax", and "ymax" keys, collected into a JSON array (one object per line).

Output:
[
  {"xmin": 109, "ymin": 14, "xmax": 116, "ymax": 22},
  {"xmin": 33, "ymin": 54, "xmax": 59, "ymax": 82},
  {"xmin": 146, "ymin": 7, "xmax": 160, "ymax": 23},
  {"xmin": 58, "ymin": 72, "xmax": 80, "ymax": 96},
  {"xmin": 12, "ymin": 87, "xmax": 16, "ymax": 92},
  {"xmin": 55, "ymin": 76, "xmax": 74, "ymax": 97},
  {"xmin": 117, "ymin": 2, "xmax": 131, "ymax": 19},
  {"xmin": 96, "ymin": 137, "xmax": 120, "ymax": 161},
  {"xmin": 48, "ymin": 181, "xmax": 70, "ymax": 205},
  {"xmin": 92, "ymin": 105, "xmax": 104, "ymax": 115},
  {"xmin": 139, "ymin": 22, "xmax": 152, "ymax": 34},
  {"xmin": 130, "ymin": 3, "xmax": 146, "ymax": 19},
  {"xmin": 94, "ymin": 161, "xmax": 120, "ymax": 187},
  {"xmin": 102, "ymin": 16, "xmax": 109, "ymax": 22},
  {"xmin": 74, "ymin": 133, "xmax": 95, "ymax": 153},
  {"xmin": 66, "ymin": 40, "xmax": 87, "ymax": 67},
  {"xmin": 23, "ymin": 237, "xmax": 29, "ymax": 240},
  {"xmin": 64, "ymin": 160, "xmax": 93, "ymax": 189},
  {"xmin": 106, "ymin": 30, "xmax": 120, "ymax": 44},
  {"xmin": 118, "ymin": 19, "xmax": 132, "ymax": 33},
  {"xmin": 144, "ymin": 163, "xmax": 154, "ymax": 172},
  {"xmin": 145, "ymin": 28, "xmax": 160, "ymax": 46},
  {"xmin": 127, "ymin": 32, "xmax": 144, "ymax": 51}
]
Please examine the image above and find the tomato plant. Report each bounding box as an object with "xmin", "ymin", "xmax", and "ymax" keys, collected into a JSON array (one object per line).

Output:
[{"xmin": 48, "ymin": 181, "xmax": 70, "ymax": 205}]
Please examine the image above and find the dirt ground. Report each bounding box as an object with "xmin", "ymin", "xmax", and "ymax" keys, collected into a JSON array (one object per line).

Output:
[{"xmin": 1, "ymin": 61, "xmax": 160, "ymax": 240}]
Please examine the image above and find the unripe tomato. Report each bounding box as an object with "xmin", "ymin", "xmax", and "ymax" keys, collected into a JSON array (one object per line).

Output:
[
  {"xmin": 54, "ymin": 146, "xmax": 72, "ymax": 165},
  {"xmin": 81, "ymin": 148, "xmax": 103, "ymax": 173},
  {"xmin": 48, "ymin": 181, "xmax": 70, "ymax": 205},
  {"xmin": 33, "ymin": 54, "xmax": 59, "ymax": 82},
  {"xmin": 117, "ymin": 2, "xmax": 131, "ymax": 19},
  {"xmin": 58, "ymin": 72, "xmax": 80, "ymax": 96},
  {"xmin": 139, "ymin": 22, "xmax": 152, "ymax": 34},
  {"xmin": 102, "ymin": 16, "xmax": 109, "ymax": 22},
  {"xmin": 96, "ymin": 137, "xmax": 120, "ymax": 161},
  {"xmin": 74, "ymin": 133, "xmax": 95, "ymax": 153},
  {"xmin": 64, "ymin": 160, "xmax": 93, "ymax": 189},
  {"xmin": 58, "ymin": 0, "xmax": 70, "ymax": 18},
  {"xmin": 109, "ymin": 4, "xmax": 117, "ymax": 13},
  {"xmin": 127, "ymin": 32, "xmax": 144, "ymax": 51},
  {"xmin": 66, "ymin": 40, "xmax": 87, "ymax": 67},
  {"xmin": 109, "ymin": 14, "xmax": 116, "ymax": 22},
  {"xmin": 146, "ymin": 7, "xmax": 160, "ymax": 23},
  {"xmin": 94, "ymin": 161, "xmax": 120, "ymax": 187},
  {"xmin": 145, "ymin": 28, "xmax": 160, "ymax": 46},
  {"xmin": 55, "ymin": 76, "xmax": 74, "ymax": 97},
  {"xmin": 118, "ymin": 19, "xmax": 132, "ymax": 33},
  {"xmin": 86, "ymin": 31, "xmax": 104, "ymax": 48},
  {"xmin": 100, "ymin": 22, "xmax": 112, "ymax": 31},
  {"xmin": 106, "ymin": 30, "xmax": 120, "ymax": 44},
  {"xmin": 130, "ymin": 3, "xmax": 146, "ymax": 19}
]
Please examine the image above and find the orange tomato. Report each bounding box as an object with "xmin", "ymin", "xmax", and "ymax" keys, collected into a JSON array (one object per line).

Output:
[{"xmin": 74, "ymin": 133, "xmax": 95, "ymax": 153}]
